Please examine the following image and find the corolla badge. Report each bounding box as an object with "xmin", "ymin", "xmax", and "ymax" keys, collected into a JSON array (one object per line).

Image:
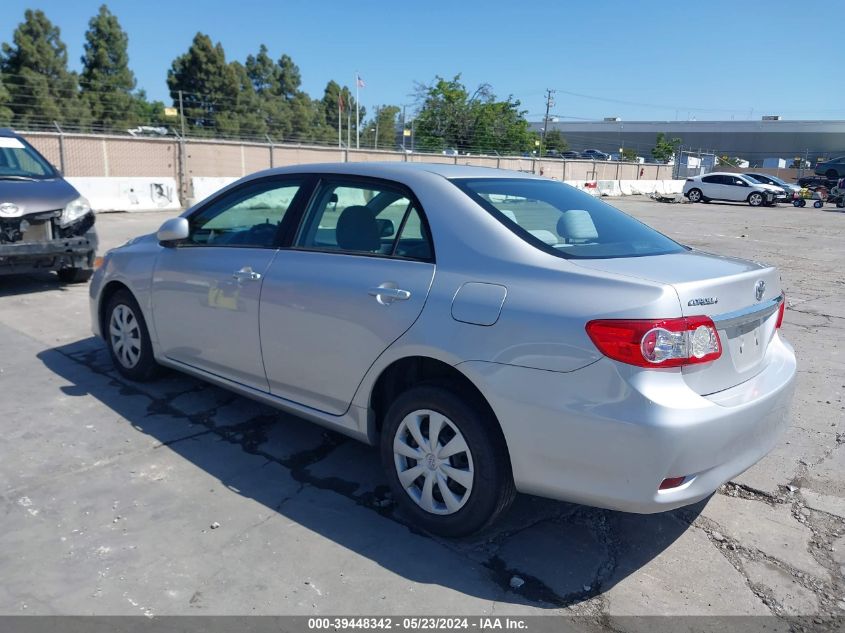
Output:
[
  {"xmin": 755, "ymin": 280, "xmax": 766, "ymax": 302},
  {"xmin": 688, "ymin": 297, "xmax": 718, "ymax": 306}
]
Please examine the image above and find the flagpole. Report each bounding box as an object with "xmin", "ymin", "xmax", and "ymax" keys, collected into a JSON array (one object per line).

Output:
[
  {"xmin": 355, "ymin": 72, "xmax": 360, "ymax": 149},
  {"xmin": 338, "ymin": 97, "xmax": 342, "ymax": 149}
]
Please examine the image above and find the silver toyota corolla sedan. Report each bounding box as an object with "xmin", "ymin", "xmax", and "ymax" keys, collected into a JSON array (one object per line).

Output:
[{"xmin": 89, "ymin": 163, "xmax": 796, "ymax": 536}]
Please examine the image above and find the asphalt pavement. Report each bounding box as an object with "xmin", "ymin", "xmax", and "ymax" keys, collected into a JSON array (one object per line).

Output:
[{"xmin": 0, "ymin": 197, "xmax": 842, "ymax": 626}]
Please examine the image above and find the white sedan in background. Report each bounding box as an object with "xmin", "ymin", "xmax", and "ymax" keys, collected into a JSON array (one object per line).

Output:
[{"xmin": 683, "ymin": 173, "xmax": 783, "ymax": 206}]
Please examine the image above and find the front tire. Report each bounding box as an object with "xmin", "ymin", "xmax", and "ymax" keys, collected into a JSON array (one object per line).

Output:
[
  {"xmin": 748, "ymin": 192, "xmax": 764, "ymax": 207},
  {"xmin": 826, "ymin": 169, "xmax": 839, "ymax": 180},
  {"xmin": 687, "ymin": 188, "xmax": 702, "ymax": 203},
  {"xmin": 104, "ymin": 289, "xmax": 160, "ymax": 381},
  {"xmin": 380, "ymin": 385, "xmax": 515, "ymax": 537}
]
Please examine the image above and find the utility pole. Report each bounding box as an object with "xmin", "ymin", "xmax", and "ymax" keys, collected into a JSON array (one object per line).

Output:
[
  {"xmin": 355, "ymin": 72, "xmax": 360, "ymax": 149},
  {"xmin": 539, "ymin": 89, "xmax": 555, "ymax": 158},
  {"xmin": 374, "ymin": 106, "xmax": 380, "ymax": 150},
  {"xmin": 178, "ymin": 90, "xmax": 187, "ymax": 202},
  {"xmin": 401, "ymin": 105, "xmax": 407, "ymax": 151}
]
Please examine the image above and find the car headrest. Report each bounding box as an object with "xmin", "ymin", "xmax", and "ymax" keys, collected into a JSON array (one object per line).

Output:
[
  {"xmin": 336, "ymin": 205, "xmax": 380, "ymax": 252},
  {"xmin": 556, "ymin": 209, "xmax": 598, "ymax": 241}
]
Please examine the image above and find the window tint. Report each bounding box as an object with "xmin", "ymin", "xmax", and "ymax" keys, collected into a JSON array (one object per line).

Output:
[
  {"xmin": 453, "ymin": 178, "xmax": 685, "ymax": 259},
  {"xmin": 187, "ymin": 179, "xmax": 303, "ymax": 248},
  {"xmin": 296, "ymin": 180, "xmax": 433, "ymax": 260},
  {"xmin": 702, "ymin": 175, "xmax": 720, "ymax": 184}
]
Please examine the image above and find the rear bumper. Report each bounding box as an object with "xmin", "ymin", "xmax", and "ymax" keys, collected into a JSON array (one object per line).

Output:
[
  {"xmin": 460, "ymin": 334, "xmax": 796, "ymax": 513},
  {"xmin": 0, "ymin": 230, "xmax": 97, "ymax": 275}
]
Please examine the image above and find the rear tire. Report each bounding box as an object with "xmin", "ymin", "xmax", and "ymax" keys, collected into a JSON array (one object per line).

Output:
[
  {"xmin": 57, "ymin": 267, "xmax": 93, "ymax": 284},
  {"xmin": 748, "ymin": 192, "xmax": 764, "ymax": 207},
  {"xmin": 687, "ymin": 188, "xmax": 702, "ymax": 203},
  {"xmin": 380, "ymin": 385, "xmax": 516, "ymax": 537},
  {"xmin": 104, "ymin": 289, "xmax": 161, "ymax": 382}
]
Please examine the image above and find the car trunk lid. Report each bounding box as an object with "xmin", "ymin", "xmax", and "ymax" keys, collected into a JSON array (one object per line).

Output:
[{"xmin": 572, "ymin": 250, "xmax": 783, "ymax": 395}]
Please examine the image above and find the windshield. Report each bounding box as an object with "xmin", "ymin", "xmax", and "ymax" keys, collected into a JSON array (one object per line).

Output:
[
  {"xmin": 453, "ymin": 178, "xmax": 686, "ymax": 259},
  {"xmin": 0, "ymin": 137, "xmax": 57, "ymax": 179}
]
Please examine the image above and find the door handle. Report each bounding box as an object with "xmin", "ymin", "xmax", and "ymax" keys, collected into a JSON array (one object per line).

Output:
[
  {"xmin": 368, "ymin": 284, "xmax": 411, "ymax": 305},
  {"xmin": 232, "ymin": 267, "xmax": 262, "ymax": 282}
]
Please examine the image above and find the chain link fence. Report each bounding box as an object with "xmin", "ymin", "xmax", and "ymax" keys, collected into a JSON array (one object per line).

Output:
[{"xmin": 19, "ymin": 130, "xmax": 677, "ymax": 204}]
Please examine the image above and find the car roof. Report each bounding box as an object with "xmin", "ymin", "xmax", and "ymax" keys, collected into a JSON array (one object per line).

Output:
[
  {"xmin": 248, "ymin": 161, "xmax": 543, "ymax": 181},
  {"xmin": 0, "ymin": 128, "xmax": 18, "ymax": 138}
]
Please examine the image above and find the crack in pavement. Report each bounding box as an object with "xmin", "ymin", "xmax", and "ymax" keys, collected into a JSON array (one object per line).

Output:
[{"xmin": 57, "ymin": 344, "xmax": 582, "ymax": 611}]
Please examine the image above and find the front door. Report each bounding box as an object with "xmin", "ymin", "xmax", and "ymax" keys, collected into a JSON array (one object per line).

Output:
[
  {"xmin": 151, "ymin": 176, "xmax": 310, "ymax": 391},
  {"xmin": 259, "ymin": 177, "xmax": 436, "ymax": 414}
]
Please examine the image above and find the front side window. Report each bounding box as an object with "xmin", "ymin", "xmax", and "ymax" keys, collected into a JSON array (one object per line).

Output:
[
  {"xmin": 0, "ymin": 137, "xmax": 56, "ymax": 179},
  {"xmin": 295, "ymin": 180, "xmax": 433, "ymax": 261},
  {"xmin": 187, "ymin": 179, "xmax": 304, "ymax": 248},
  {"xmin": 453, "ymin": 178, "xmax": 685, "ymax": 259}
]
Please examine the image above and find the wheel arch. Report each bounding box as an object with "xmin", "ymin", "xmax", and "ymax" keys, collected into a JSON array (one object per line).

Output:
[
  {"xmin": 98, "ymin": 280, "xmax": 134, "ymax": 339},
  {"xmin": 367, "ymin": 356, "xmax": 510, "ymax": 463}
]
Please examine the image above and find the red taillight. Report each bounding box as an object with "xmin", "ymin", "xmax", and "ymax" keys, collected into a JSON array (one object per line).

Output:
[
  {"xmin": 775, "ymin": 296, "xmax": 786, "ymax": 329},
  {"xmin": 586, "ymin": 316, "xmax": 722, "ymax": 368}
]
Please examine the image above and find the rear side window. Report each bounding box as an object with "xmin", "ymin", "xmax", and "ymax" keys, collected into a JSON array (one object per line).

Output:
[
  {"xmin": 453, "ymin": 178, "xmax": 686, "ymax": 259},
  {"xmin": 295, "ymin": 179, "xmax": 433, "ymax": 261}
]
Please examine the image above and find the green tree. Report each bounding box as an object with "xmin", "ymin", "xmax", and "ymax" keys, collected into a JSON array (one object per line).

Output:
[
  {"xmin": 80, "ymin": 5, "xmax": 138, "ymax": 132},
  {"xmin": 0, "ymin": 73, "xmax": 12, "ymax": 125},
  {"xmin": 543, "ymin": 129, "xmax": 568, "ymax": 152},
  {"xmin": 0, "ymin": 9, "xmax": 90, "ymax": 129},
  {"xmin": 167, "ymin": 32, "xmax": 240, "ymax": 136},
  {"xmin": 413, "ymin": 75, "xmax": 532, "ymax": 154},
  {"xmin": 131, "ymin": 89, "xmax": 168, "ymax": 127},
  {"xmin": 361, "ymin": 105, "xmax": 400, "ymax": 149},
  {"xmin": 621, "ymin": 147, "xmax": 638, "ymax": 162},
  {"xmin": 319, "ymin": 80, "xmax": 363, "ymax": 145},
  {"xmin": 652, "ymin": 132, "xmax": 681, "ymax": 163},
  {"xmin": 230, "ymin": 60, "xmax": 267, "ymax": 137},
  {"xmin": 245, "ymin": 44, "xmax": 288, "ymax": 138}
]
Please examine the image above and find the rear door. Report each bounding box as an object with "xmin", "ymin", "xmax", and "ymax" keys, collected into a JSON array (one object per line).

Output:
[
  {"xmin": 259, "ymin": 176, "xmax": 435, "ymax": 414},
  {"xmin": 724, "ymin": 176, "xmax": 750, "ymax": 201}
]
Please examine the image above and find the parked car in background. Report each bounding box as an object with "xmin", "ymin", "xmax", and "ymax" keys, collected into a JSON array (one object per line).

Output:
[
  {"xmin": 683, "ymin": 173, "xmax": 783, "ymax": 207},
  {"xmin": 91, "ymin": 162, "xmax": 796, "ymax": 536},
  {"xmin": 814, "ymin": 156, "xmax": 845, "ymax": 180},
  {"xmin": 560, "ymin": 150, "xmax": 580, "ymax": 159},
  {"xmin": 0, "ymin": 128, "xmax": 97, "ymax": 281},
  {"xmin": 543, "ymin": 149, "xmax": 561, "ymax": 158},
  {"xmin": 744, "ymin": 173, "xmax": 800, "ymax": 201},
  {"xmin": 580, "ymin": 149, "xmax": 610, "ymax": 161}
]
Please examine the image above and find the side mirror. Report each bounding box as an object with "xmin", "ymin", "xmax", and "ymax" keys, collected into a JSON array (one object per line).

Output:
[
  {"xmin": 157, "ymin": 217, "xmax": 189, "ymax": 245},
  {"xmin": 375, "ymin": 218, "xmax": 395, "ymax": 238}
]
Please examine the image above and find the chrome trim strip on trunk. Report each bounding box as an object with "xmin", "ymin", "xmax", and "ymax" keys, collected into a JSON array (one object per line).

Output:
[{"xmin": 711, "ymin": 294, "xmax": 783, "ymax": 330}]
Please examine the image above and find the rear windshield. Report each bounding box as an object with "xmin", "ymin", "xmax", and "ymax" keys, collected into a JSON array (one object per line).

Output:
[
  {"xmin": 0, "ymin": 137, "xmax": 57, "ymax": 179},
  {"xmin": 452, "ymin": 178, "xmax": 686, "ymax": 259}
]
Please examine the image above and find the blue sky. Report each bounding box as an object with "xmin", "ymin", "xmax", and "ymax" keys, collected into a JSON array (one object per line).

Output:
[{"xmin": 3, "ymin": 0, "xmax": 843, "ymax": 122}]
